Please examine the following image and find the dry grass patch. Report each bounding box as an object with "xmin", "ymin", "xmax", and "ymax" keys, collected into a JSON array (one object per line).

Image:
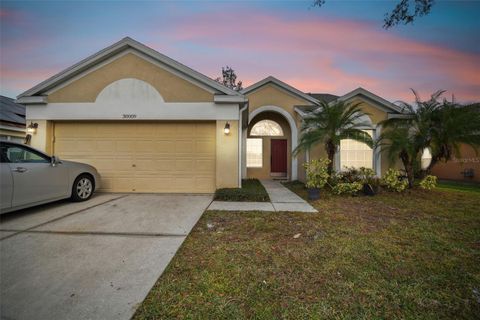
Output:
[{"xmin": 134, "ymin": 184, "xmax": 480, "ymax": 319}]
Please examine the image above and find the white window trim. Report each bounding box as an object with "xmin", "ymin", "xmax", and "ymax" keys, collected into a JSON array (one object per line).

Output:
[{"xmin": 336, "ymin": 128, "xmax": 379, "ymax": 175}]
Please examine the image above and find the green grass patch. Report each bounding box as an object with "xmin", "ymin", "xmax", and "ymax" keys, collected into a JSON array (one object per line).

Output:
[
  {"xmin": 134, "ymin": 186, "xmax": 480, "ymax": 319},
  {"xmin": 437, "ymin": 180, "xmax": 480, "ymax": 193},
  {"xmin": 214, "ymin": 179, "xmax": 270, "ymax": 202}
]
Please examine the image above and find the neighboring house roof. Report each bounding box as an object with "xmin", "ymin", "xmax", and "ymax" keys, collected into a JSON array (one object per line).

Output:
[
  {"xmin": 241, "ymin": 76, "xmax": 320, "ymax": 105},
  {"xmin": 307, "ymin": 93, "xmax": 339, "ymax": 103},
  {"xmin": 17, "ymin": 37, "xmax": 243, "ymax": 102},
  {"xmin": 0, "ymin": 95, "xmax": 26, "ymax": 126},
  {"xmin": 335, "ymin": 87, "xmax": 403, "ymax": 113}
]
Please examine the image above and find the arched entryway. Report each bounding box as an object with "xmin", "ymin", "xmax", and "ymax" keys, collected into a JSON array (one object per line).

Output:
[{"xmin": 247, "ymin": 105, "xmax": 298, "ymax": 180}]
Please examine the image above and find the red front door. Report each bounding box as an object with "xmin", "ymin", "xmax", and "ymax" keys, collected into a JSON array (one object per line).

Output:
[{"xmin": 271, "ymin": 139, "xmax": 287, "ymax": 174}]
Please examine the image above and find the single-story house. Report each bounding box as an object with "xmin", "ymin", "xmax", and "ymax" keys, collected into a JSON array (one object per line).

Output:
[
  {"xmin": 0, "ymin": 96, "xmax": 26, "ymax": 143},
  {"xmin": 17, "ymin": 37, "xmax": 404, "ymax": 193}
]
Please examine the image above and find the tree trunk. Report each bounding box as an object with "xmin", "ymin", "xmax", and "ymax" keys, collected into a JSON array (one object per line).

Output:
[
  {"xmin": 405, "ymin": 164, "xmax": 415, "ymax": 188},
  {"xmin": 325, "ymin": 141, "xmax": 336, "ymax": 175},
  {"xmin": 400, "ymin": 152, "xmax": 414, "ymax": 188}
]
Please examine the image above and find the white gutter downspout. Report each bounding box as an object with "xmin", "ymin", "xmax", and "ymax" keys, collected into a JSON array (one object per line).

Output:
[{"xmin": 238, "ymin": 102, "xmax": 248, "ymax": 187}]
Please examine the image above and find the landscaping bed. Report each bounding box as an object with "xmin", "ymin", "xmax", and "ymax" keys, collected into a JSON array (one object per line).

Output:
[
  {"xmin": 133, "ymin": 186, "xmax": 480, "ymax": 319},
  {"xmin": 213, "ymin": 179, "xmax": 270, "ymax": 202}
]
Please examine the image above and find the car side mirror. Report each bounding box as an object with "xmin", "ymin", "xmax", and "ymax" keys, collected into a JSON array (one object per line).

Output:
[{"xmin": 51, "ymin": 156, "xmax": 60, "ymax": 166}]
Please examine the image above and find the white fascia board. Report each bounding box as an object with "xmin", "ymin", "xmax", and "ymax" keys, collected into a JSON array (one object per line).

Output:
[
  {"xmin": 15, "ymin": 96, "xmax": 47, "ymax": 105},
  {"xmin": 214, "ymin": 95, "xmax": 248, "ymax": 104},
  {"xmin": 387, "ymin": 113, "xmax": 412, "ymax": 119},
  {"xmin": 18, "ymin": 37, "xmax": 241, "ymax": 98},
  {"xmin": 242, "ymin": 76, "xmax": 320, "ymax": 105},
  {"xmin": 294, "ymin": 107, "xmax": 309, "ymax": 118},
  {"xmin": 26, "ymin": 102, "xmax": 240, "ymax": 121},
  {"xmin": 336, "ymin": 88, "xmax": 402, "ymax": 113}
]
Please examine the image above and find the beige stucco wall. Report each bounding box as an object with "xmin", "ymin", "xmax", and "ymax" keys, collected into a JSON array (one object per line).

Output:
[
  {"xmin": 216, "ymin": 120, "xmax": 239, "ymax": 188},
  {"xmin": 431, "ymin": 144, "xmax": 480, "ymax": 182},
  {"xmin": 48, "ymin": 53, "xmax": 214, "ymax": 103},
  {"xmin": 247, "ymin": 83, "xmax": 306, "ymax": 128},
  {"xmin": 27, "ymin": 120, "xmax": 54, "ymax": 155},
  {"xmin": 246, "ymin": 112, "xmax": 292, "ymax": 180},
  {"xmin": 246, "ymin": 83, "xmax": 310, "ymax": 181}
]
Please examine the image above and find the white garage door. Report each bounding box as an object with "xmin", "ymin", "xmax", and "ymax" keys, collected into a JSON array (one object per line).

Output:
[{"xmin": 54, "ymin": 121, "xmax": 216, "ymax": 193}]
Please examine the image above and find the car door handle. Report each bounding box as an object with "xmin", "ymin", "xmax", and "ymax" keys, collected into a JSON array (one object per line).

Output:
[{"xmin": 13, "ymin": 167, "xmax": 28, "ymax": 173}]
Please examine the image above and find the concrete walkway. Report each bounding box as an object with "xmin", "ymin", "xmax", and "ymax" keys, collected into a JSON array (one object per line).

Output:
[{"xmin": 208, "ymin": 180, "xmax": 317, "ymax": 213}]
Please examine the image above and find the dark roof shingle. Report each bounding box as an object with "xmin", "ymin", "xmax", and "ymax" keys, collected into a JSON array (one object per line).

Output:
[
  {"xmin": 307, "ymin": 93, "xmax": 339, "ymax": 103},
  {"xmin": 0, "ymin": 95, "xmax": 26, "ymax": 125}
]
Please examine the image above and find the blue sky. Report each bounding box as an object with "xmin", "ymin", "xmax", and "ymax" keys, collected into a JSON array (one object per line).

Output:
[{"xmin": 1, "ymin": 0, "xmax": 479, "ymax": 102}]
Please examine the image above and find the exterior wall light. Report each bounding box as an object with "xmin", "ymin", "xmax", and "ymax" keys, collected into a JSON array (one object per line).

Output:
[
  {"xmin": 224, "ymin": 122, "xmax": 230, "ymax": 135},
  {"xmin": 27, "ymin": 122, "xmax": 38, "ymax": 134}
]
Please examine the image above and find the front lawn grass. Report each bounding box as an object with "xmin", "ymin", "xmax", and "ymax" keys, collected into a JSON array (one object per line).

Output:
[
  {"xmin": 437, "ymin": 179, "xmax": 480, "ymax": 193},
  {"xmin": 214, "ymin": 179, "xmax": 270, "ymax": 202},
  {"xmin": 134, "ymin": 186, "xmax": 480, "ymax": 319}
]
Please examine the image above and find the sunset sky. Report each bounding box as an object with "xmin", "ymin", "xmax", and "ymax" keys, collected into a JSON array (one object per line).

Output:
[{"xmin": 1, "ymin": 0, "xmax": 479, "ymax": 103}]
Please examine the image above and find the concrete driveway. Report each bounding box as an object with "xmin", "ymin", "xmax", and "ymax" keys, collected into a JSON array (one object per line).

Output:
[{"xmin": 0, "ymin": 193, "xmax": 212, "ymax": 320}]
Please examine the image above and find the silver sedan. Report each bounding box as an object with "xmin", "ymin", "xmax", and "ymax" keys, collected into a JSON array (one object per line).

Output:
[{"xmin": 1, "ymin": 141, "xmax": 101, "ymax": 214}]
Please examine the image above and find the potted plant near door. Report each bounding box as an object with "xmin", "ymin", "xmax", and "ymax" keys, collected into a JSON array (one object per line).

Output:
[
  {"xmin": 303, "ymin": 158, "xmax": 330, "ymax": 200},
  {"xmin": 359, "ymin": 167, "xmax": 379, "ymax": 196}
]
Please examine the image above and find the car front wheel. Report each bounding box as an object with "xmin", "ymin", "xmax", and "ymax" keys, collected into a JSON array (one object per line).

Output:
[{"xmin": 71, "ymin": 174, "xmax": 95, "ymax": 202}]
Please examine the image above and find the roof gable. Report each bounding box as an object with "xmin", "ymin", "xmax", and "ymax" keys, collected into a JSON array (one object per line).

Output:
[
  {"xmin": 17, "ymin": 37, "xmax": 241, "ymax": 100},
  {"xmin": 241, "ymin": 76, "xmax": 319, "ymax": 105},
  {"xmin": 335, "ymin": 87, "xmax": 403, "ymax": 113}
]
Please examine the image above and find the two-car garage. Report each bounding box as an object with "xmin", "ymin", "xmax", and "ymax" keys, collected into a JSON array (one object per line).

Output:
[{"xmin": 53, "ymin": 121, "xmax": 217, "ymax": 193}]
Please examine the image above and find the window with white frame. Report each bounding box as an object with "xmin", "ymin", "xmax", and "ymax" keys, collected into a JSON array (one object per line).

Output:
[
  {"xmin": 340, "ymin": 130, "xmax": 374, "ymax": 170},
  {"xmin": 250, "ymin": 120, "xmax": 283, "ymax": 136},
  {"xmin": 247, "ymin": 138, "xmax": 263, "ymax": 168}
]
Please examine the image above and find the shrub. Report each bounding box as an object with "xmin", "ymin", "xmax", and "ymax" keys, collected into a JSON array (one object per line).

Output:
[
  {"xmin": 382, "ymin": 168, "xmax": 408, "ymax": 192},
  {"xmin": 420, "ymin": 175, "xmax": 437, "ymax": 190},
  {"xmin": 332, "ymin": 182, "xmax": 363, "ymax": 195},
  {"xmin": 303, "ymin": 159, "xmax": 330, "ymax": 189},
  {"xmin": 358, "ymin": 167, "xmax": 376, "ymax": 183},
  {"xmin": 339, "ymin": 166, "xmax": 361, "ymax": 182}
]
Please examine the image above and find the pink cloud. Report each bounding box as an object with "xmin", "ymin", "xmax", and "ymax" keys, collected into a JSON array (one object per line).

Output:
[
  {"xmin": 2, "ymin": 7, "xmax": 479, "ymax": 103},
  {"xmin": 149, "ymin": 11, "xmax": 480, "ymax": 102}
]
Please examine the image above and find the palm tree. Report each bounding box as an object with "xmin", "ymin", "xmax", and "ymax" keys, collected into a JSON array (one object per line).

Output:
[
  {"xmin": 294, "ymin": 100, "xmax": 374, "ymax": 174},
  {"xmin": 379, "ymin": 90, "xmax": 480, "ymax": 187},
  {"xmin": 427, "ymin": 101, "xmax": 480, "ymax": 172},
  {"xmin": 378, "ymin": 125, "xmax": 420, "ymax": 188}
]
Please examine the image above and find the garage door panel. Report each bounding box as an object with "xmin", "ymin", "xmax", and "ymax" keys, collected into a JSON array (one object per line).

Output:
[
  {"xmin": 175, "ymin": 140, "xmax": 194, "ymax": 154},
  {"xmin": 155, "ymin": 140, "xmax": 175, "ymax": 153},
  {"xmin": 96, "ymin": 140, "xmax": 117, "ymax": 152},
  {"xmin": 196, "ymin": 159, "xmax": 215, "ymax": 172},
  {"xmin": 54, "ymin": 121, "xmax": 216, "ymax": 193},
  {"xmin": 196, "ymin": 176, "xmax": 216, "ymax": 191},
  {"xmin": 135, "ymin": 176, "xmax": 175, "ymax": 192},
  {"xmin": 195, "ymin": 124, "xmax": 215, "ymax": 137},
  {"xmin": 174, "ymin": 159, "xmax": 193, "ymax": 171}
]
